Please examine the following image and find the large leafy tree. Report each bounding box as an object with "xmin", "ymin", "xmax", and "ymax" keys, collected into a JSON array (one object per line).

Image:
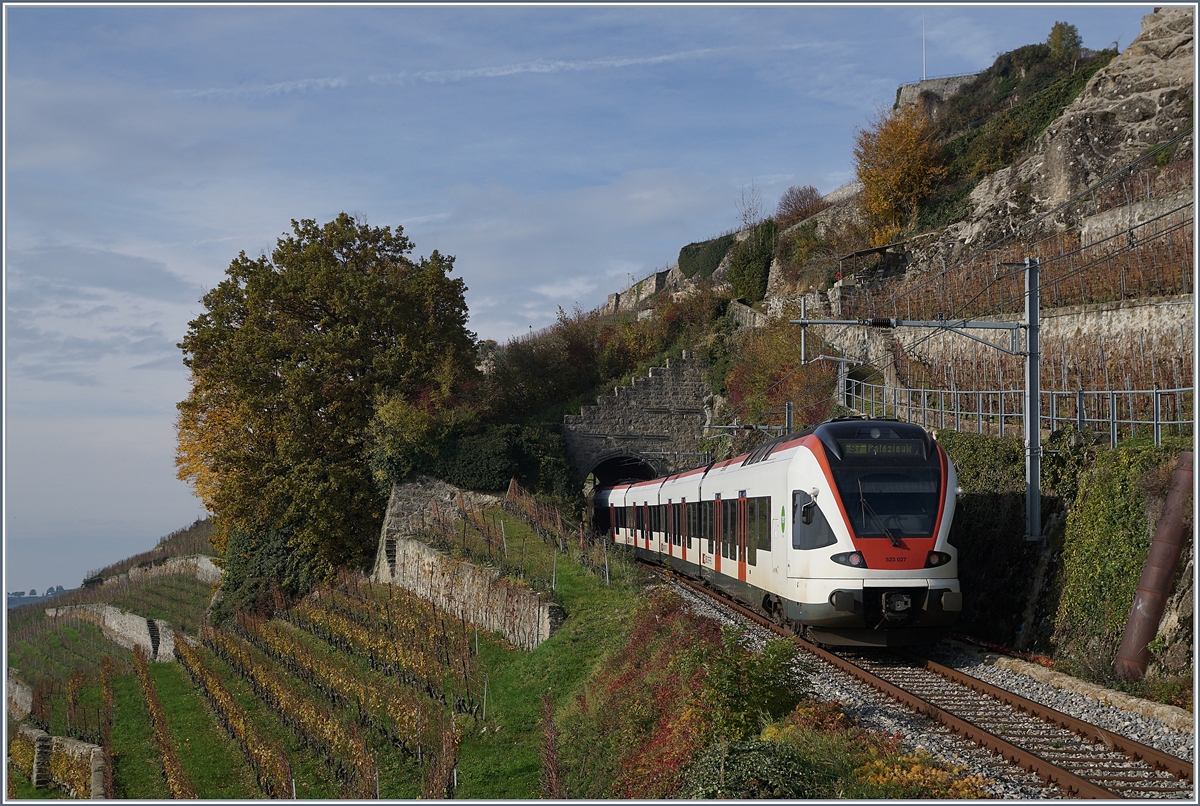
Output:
[
  {"xmin": 854, "ymin": 104, "xmax": 946, "ymax": 245},
  {"xmin": 177, "ymin": 213, "xmax": 476, "ymax": 584},
  {"xmin": 1047, "ymin": 21, "xmax": 1082, "ymax": 66}
]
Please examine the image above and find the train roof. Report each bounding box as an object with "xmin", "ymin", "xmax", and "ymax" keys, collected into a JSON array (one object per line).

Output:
[{"xmin": 594, "ymin": 417, "xmax": 932, "ymax": 492}]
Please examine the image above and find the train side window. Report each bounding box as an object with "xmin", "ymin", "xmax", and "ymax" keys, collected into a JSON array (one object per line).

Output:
[
  {"xmin": 703, "ymin": 501, "xmax": 714, "ymax": 553},
  {"xmin": 756, "ymin": 496, "xmax": 772, "ymax": 552},
  {"xmin": 792, "ymin": 490, "xmax": 837, "ymax": 550},
  {"xmin": 687, "ymin": 502, "xmax": 697, "ymax": 550}
]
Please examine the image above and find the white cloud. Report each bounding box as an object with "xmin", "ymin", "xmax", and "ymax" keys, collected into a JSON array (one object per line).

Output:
[
  {"xmin": 177, "ymin": 75, "xmax": 348, "ymax": 99},
  {"xmin": 532, "ymin": 277, "xmax": 598, "ymax": 300}
]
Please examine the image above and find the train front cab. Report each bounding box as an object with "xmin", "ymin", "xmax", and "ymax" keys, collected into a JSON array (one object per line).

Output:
[{"xmin": 784, "ymin": 420, "xmax": 962, "ymax": 647}]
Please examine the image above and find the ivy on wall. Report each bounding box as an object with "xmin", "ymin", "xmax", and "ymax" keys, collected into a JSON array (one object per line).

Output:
[{"xmin": 1053, "ymin": 438, "xmax": 1190, "ymax": 645}]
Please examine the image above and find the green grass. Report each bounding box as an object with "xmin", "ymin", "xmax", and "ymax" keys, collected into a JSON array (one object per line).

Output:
[
  {"xmin": 110, "ymin": 673, "xmax": 169, "ymax": 799},
  {"xmin": 148, "ymin": 661, "xmax": 260, "ymax": 799},
  {"xmin": 453, "ymin": 513, "xmax": 643, "ymax": 798}
]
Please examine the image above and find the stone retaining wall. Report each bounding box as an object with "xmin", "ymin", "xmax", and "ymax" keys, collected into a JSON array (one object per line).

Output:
[
  {"xmin": 107, "ymin": 554, "xmax": 221, "ymax": 586},
  {"xmin": 13, "ymin": 724, "xmax": 105, "ymax": 798},
  {"xmin": 768, "ymin": 292, "xmax": 1192, "ymax": 390},
  {"xmin": 373, "ymin": 481, "xmax": 563, "ymax": 650},
  {"xmin": 44, "ymin": 604, "xmax": 176, "ymax": 662},
  {"xmin": 7, "ymin": 673, "xmax": 32, "ymax": 720}
]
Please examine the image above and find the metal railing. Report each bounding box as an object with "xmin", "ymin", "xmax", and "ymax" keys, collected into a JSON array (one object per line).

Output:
[{"xmin": 844, "ymin": 379, "xmax": 1193, "ymax": 447}]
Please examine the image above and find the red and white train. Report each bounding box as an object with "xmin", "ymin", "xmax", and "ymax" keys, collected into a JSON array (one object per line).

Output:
[{"xmin": 594, "ymin": 418, "xmax": 962, "ymax": 646}]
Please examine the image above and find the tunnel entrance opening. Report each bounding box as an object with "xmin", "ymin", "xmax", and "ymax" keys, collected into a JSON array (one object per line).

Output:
[
  {"xmin": 590, "ymin": 454, "xmax": 659, "ymax": 489},
  {"xmin": 587, "ymin": 454, "xmax": 660, "ymax": 536}
]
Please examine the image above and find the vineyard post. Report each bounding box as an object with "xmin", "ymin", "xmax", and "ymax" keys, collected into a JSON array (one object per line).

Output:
[
  {"xmin": 604, "ymin": 541, "xmax": 610, "ymax": 586},
  {"xmin": 501, "ymin": 520, "xmax": 508, "ymax": 558}
]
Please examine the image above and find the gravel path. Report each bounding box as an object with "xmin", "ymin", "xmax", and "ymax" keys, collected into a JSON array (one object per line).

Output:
[{"xmin": 665, "ymin": 581, "xmax": 1195, "ymax": 799}]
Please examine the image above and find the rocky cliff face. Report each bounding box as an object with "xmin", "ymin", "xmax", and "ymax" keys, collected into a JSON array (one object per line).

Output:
[{"xmin": 928, "ymin": 7, "xmax": 1193, "ymax": 261}]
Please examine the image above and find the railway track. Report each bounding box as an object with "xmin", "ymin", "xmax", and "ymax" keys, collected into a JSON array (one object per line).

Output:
[{"xmin": 645, "ymin": 562, "xmax": 1194, "ymax": 799}]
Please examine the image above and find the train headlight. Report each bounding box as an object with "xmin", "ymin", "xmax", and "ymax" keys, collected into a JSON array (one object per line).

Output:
[
  {"xmin": 925, "ymin": 551, "xmax": 952, "ymax": 568},
  {"xmin": 831, "ymin": 551, "xmax": 867, "ymax": 568}
]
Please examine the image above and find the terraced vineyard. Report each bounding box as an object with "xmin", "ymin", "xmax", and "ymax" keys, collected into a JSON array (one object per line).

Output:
[{"xmin": 7, "ymin": 507, "xmax": 577, "ymax": 799}]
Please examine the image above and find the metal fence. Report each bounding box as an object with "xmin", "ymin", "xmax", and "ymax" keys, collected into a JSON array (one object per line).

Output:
[{"xmin": 844, "ymin": 379, "xmax": 1193, "ymax": 447}]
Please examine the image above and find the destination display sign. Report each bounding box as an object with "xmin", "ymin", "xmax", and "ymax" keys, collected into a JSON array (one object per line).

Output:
[{"xmin": 839, "ymin": 439, "xmax": 924, "ymax": 458}]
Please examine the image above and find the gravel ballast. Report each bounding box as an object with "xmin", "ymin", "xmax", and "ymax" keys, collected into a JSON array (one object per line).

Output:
[{"xmin": 666, "ymin": 580, "xmax": 1194, "ymax": 799}]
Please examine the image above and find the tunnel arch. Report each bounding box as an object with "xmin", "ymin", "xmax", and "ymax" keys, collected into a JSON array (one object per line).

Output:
[{"xmin": 588, "ymin": 452, "xmax": 662, "ymax": 489}]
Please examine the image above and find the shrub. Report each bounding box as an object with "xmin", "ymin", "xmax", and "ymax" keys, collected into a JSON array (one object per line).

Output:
[
  {"xmin": 678, "ymin": 234, "xmax": 737, "ymax": 280},
  {"xmin": 421, "ymin": 424, "xmax": 576, "ymax": 497},
  {"xmin": 727, "ymin": 219, "xmax": 778, "ymax": 302},
  {"xmin": 698, "ymin": 628, "xmax": 808, "ymax": 742},
  {"xmin": 213, "ymin": 527, "xmax": 313, "ymax": 621},
  {"xmin": 8, "ymin": 732, "xmax": 35, "ymax": 778},
  {"xmin": 935, "ymin": 431, "xmax": 1034, "ymax": 644},
  {"xmin": 722, "ymin": 314, "xmax": 838, "ymax": 429},
  {"xmin": 685, "ymin": 740, "xmax": 814, "ymax": 799}
]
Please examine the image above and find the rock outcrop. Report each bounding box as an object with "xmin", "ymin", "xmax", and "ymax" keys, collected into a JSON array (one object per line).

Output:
[{"xmin": 933, "ymin": 7, "xmax": 1193, "ymax": 258}]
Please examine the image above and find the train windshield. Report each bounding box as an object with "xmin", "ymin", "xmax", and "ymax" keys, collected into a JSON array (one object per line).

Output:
[
  {"xmin": 816, "ymin": 422, "xmax": 943, "ymax": 540},
  {"xmin": 830, "ymin": 467, "xmax": 941, "ymax": 538}
]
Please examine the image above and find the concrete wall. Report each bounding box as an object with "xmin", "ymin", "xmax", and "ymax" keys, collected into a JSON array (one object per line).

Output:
[
  {"xmin": 1080, "ymin": 189, "xmax": 1192, "ymax": 246},
  {"xmin": 727, "ymin": 300, "xmax": 766, "ymax": 329},
  {"xmin": 372, "ymin": 475, "xmax": 504, "ymax": 575},
  {"xmin": 765, "ymin": 292, "xmax": 1192, "ymax": 393},
  {"xmin": 894, "ymin": 294, "xmax": 1193, "ymax": 375},
  {"xmin": 45, "ymin": 604, "xmax": 176, "ymax": 662},
  {"xmin": 895, "ymin": 74, "xmax": 978, "ymax": 120},
  {"xmin": 606, "ymin": 269, "xmax": 670, "ymax": 314}
]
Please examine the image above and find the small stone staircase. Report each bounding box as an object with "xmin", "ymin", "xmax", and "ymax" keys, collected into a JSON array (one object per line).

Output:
[{"xmin": 146, "ymin": 619, "xmax": 160, "ymax": 661}]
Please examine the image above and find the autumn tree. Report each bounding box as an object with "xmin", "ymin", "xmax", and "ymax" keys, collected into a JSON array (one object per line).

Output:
[
  {"xmin": 775, "ymin": 185, "xmax": 828, "ymax": 229},
  {"xmin": 176, "ymin": 213, "xmax": 476, "ymax": 589},
  {"xmin": 722, "ymin": 311, "xmax": 837, "ymax": 430},
  {"xmin": 853, "ymin": 105, "xmax": 947, "ymax": 245}
]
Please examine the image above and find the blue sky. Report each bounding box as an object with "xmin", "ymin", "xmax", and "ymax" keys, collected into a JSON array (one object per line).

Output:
[{"xmin": 4, "ymin": 3, "xmax": 1153, "ymax": 591}]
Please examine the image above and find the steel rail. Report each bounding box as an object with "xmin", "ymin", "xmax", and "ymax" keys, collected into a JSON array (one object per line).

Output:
[
  {"xmin": 641, "ymin": 561, "xmax": 1126, "ymax": 799},
  {"xmin": 901, "ymin": 650, "xmax": 1194, "ymax": 784}
]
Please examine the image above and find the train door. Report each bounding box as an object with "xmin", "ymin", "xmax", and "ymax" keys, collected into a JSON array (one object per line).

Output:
[
  {"xmin": 737, "ymin": 492, "xmax": 748, "ymax": 582},
  {"xmin": 713, "ymin": 495, "xmax": 722, "ymax": 575},
  {"xmin": 679, "ymin": 500, "xmax": 687, "ymax": 562},
  {"xmin": 642, "ymin": 502, "xmax": 650, "ymax": 550},
  {"xmin": 608, "ymin": 504, "xmax": 616, "ymax": 541},
  {"xmin": 666, "ymin": 500, "xmax": 674, "ymax": 558}
]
